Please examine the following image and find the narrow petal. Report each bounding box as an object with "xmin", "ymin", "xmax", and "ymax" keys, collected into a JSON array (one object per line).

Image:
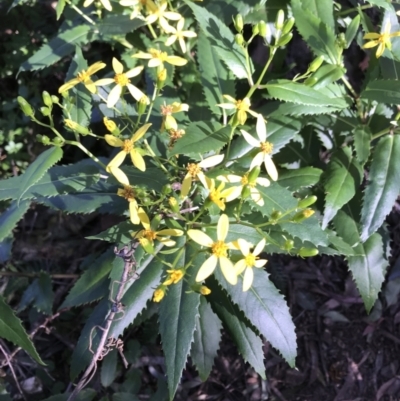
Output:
[
  {"xmin": 105, "ymin": 134, "xmax": 124, "ymax": 147},
  {"xmin": 87, "ymin": 61, "xmax": 107, "ymax": 75},
  {"xmin": 363, "ymin": 33, "xmax": 380, "ymax": 40},
  {"xmin": 223, "ymin": 174, "xmax": 242, "ymax": 183},
  {"xmin": 237, "ymin": 238, "xmax": 250, "ymax": 256},
  {"xmin": 242, "ymin": 267, "xmax": 253, "ymax": 291},
  {"xmin": 217, "ymin": 214, "xmax": 229, "ymax": 241},
  {"xmin": 108, "ymin": 166, "xmax": 129, "ymax": 186},
  {"xmin": 58, "ymin": 78, "xmax": 80, "ymax": 93},
  {"xmin": 157, "ymin": 229, "xmax": 183, "ymax": 236},
  {"xmin": 177, "ymin": 18, "xmax": 185, "ymax": 31},
  {"xmin": 183, "ymin": 31, "xmax": 197, "ymax": 38},
  {"xmin": 196, "ymin": 255, "xmax": 218, "ymax": 282},
  {"xmin": 254, "ymin": 259, "xmax": 267, "ymax": 268},
  {"xmin": 264, "ymin": 155, "xmax": 278, "ymax": 181},
  {"xmin": 187, "ymin": 230, "xmax": 213, "ymax": 247},
  {"xmin": 179, "ymin": 37, "xmax": 186, "ymax": 53},
  {"xmin": 241, "ymin": 130, "xmax": 260, "ymax": 148},
  {"xmin": 100, "ymin": 0, "xmax": 112, "ymax": 11},
  {"xmin": 253, "ymin": 238, "xmax": 266, "ymax": 256},
  {"xmin": 256, "ymin": 177, "xmax": 270, "ymax": 187},
  {"xmin": 197, "ymin": 172, "xmax": 209, "ymax": 189},
  {"xmin": 199, "ymin": 154, "xmax": 224, "ymax": 168},
  {"xmin": 165, "ymin": 35, "xmax": 177, "ymax": 47},
  {"xmin": 132, "ymin": 51, "xmax": 153, "ymax": 59},
  {"xmin": 138, "ymin": 208, "xmax": 150, "ymax": 229},
  {"xmin": 108, "ymin": 151, "xmax": 126, "ymax": 168},
  {"xmin": 250, "ymin": 187, "xmax": 264, "ymax": 206},
  {"xmin": 107, "ymin": 85, "xmax": 122, "ymax": 108},
  {"xmin": 223, "ymin": 186, "xmax": 241, "ymax": 202},
  {"xmin": 131, "ymin": 149, "xmax": 146, "ymax": 171},
  {"xmin": 127, "ymin": 84, "xmax": 145, "ymax": 101},
  {"xmin": 125, "ymin": 66, "xmax": 144, "ymax": 78},
  {"xmin": 256, "ymin": 113, "xmax": 267, "ymax": 141},
  {"xmin": 235, "ymin": 259, "xmax": 247, "ymax": 275},
  {"xmin": 250, "ymin": 152, "xmax": 264, "ymax": 170},
  {"xmin": 158, "ymin": 238, "xmax": 176, "ymax": 246},
  {"xmin": 112, "ymin": 58, "xmax": 124, "ymax": 74},
  {"xmin": 376, "ymin": 43, "xmax": 385, "ymax": 58},
  {"xmin": 219, "ymin": 257, "xmax": 237, "ymax": 285},
  {"xmin": 166, "ymin": 56, "xmax": 188, "ymax": 66},
  {"xmin": 129, "ymin": 201, "xmax": 140, "ymax": 225},
  {"xmin": 132, "ymin": 123, "xmax": 152, "ymax": 142},
  {"xmin": 85, "ymin": 81, "xmax": 97, "ymax": 94},
  {"xmin": 164, "ymin": 11, "xmax": 181, "ymax": 20},
  {"xmin": 363, "ymin": 40, "xmax": 379, "ymax": 49},
  {"xmin": 223, "ymin": 94, "xmax": 236, "ymax": 103},
  {"xmin": 217, "ymin": 103, "xmax": 236, "ymax": 110},
  {"xmin": 94, "ymin": 78, "xmax": 115, "ymax": 86},
  {"xmin": 180, "ymin": 174, "xmax": 192, "ymax": 198},
  {"xmin": 148, "ymin": 58, "xmax": 162, "ymax": 68}
]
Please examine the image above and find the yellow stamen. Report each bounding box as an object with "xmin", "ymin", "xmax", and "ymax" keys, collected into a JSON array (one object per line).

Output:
[
  {"xmin": 260, "ymin": 141, "xmax": 273, "ymax": 154},
  {"xmin": 187, "ymin": 163, "xmax": 201, "ymax": 177},
  {"xmin": 114, "ymin": 73, "xmax": 130, "ymax": 86},
  {"xmin": 211, "ymin": 241, "xmax": 229, "ymax": 258},
  {"xmin": 245, "ymin": 254, "xmax": 257, "ymax": 266},
  {"xmin": 143, "ymin": 229, "xmax": 157, "ymax": 241},
  {"xmin": 122, "ymin": 139, "xmax": 133, "ymax": 153}
]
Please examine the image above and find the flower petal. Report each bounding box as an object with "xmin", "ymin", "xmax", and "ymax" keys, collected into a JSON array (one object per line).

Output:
[
  {"xmin": 217, "ymin": 214, "xmax": 229, "ymax": 241},
  {"xmin": 165, "ymin": 35, "xmax": 177, "ymax": 47},
  {"xmin": 254, "ymin": 259, "xmax": 267, "ymax": 268},
  {"xmin": 108, "ymin": 151, "xmax": 126, "ymax": 168},
  {"xmin": 94, "ymin": 78, "xmax": 115, "ymax": 86},
  {"xmin": 235, "ymin": 259, "xmax": 247, "ymax": 275},
  {"xmin": 256, "ymin": 177, "xmax": 270, "ymax": 187},
  {"xmin": 166, "ymin": 56, "xmax": 188, "ymax": 66},
  {"xmin": 105, "ymin": 134, "xmax": 124, "ymax": 147},
  {"xmin": 107, "ymin": 85, "xmax": 122, "ymax": 108},
  {"xmin": 198, "ymin": 154, "xmax": 224, "ymax": 168},
  {"xmin": 241, "ymin": 129, "xmax": 260, "ymax": 148},
  {"xmin": 108, "ymin": 166, "xmax": 129, "ymax": 186},
  {"xmin": 131, "ymin": 149, "xmax": 146, "ymax": 171},
  {"xmin": 253, "ymin": 238, "xmax": 266, "ymax": 256},
  {"xmin": 242, "ymin": 267, "xmax": 253, "ymax": 291},
  {"xmin": 196, "ymin": 255, "xmax": 218, "ymax": 282},
  {"xmin": 132, "ymin": 123, "xmax": 152, "ymax": 142},
  {"xmin": 87, "ymin": 61, "xmax": 107, "ymax": 75},
  {"xmin": 125, "ymin": 66, "xmax": 144, "ymax": 78},
  {"xmin": 219, "ymin": 257, "xmax": 237, "ymax": 285},
  {"xmin": 129, "ymin": 201, "xmax": 140, "ymax": 225},
  {"xmin": 127, "ymin": 84, "xmax": 145, "ymax": 101},
  {"xmin": 157, "ymin": 229, "xmax": 183, "ymax": 236},
  {"xmin": 180, "ymin": 174, "xmax": 192, "ymax": 198},
  {"xmin": 237, "ymin": 238, "xmax": 250, "ymax": 256},
  {"xmin": 148, "ymin": 58, "xmax": 162, "ymax": 68},
  {"xmin": 264, "ymin": 155, "xmax": 278, "ymax": 181},
  {"xmin": 256, "ymin": 113, "xmax": 267, "ymax": 141},
  {"xmin": 138, "ymin": 208, "xmax": 150, "ymax": 229},
  {"xmin": 112, "ymin": 58, "xmax": 124, "ymax": 74},
  {"xmin": 250, "ymin": 187, "xmax": 263, "ymax": 206},
  {"xmin": 187, "ymin": 229, "xmax": 213, "ymax": 247},
  {"xmin": 250, "ymin": 152, "xmax": 264, "ymax": 169}
]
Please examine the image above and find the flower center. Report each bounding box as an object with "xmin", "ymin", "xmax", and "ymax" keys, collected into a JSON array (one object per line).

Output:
[
  {"xmin": 187, "ymin": 163, "xmax": 201, "ymax": 177},
  {"xmin": 245, "ymin": 254, "xmax": 257, "ymax": 267},
  {"xmin": 209, "ymin": 189, "xmax": 225, "ymax": 209},
  {"xmin": 211, "ymin": 240, "xmax": 228, "ymax": 258},
  {"xmin": 260, "ymin": 141, "xmax": 273, "ymax": 154},
  {"xmin": 169, "ymin": 270, "xmax": 184, "ymax": 283},
  {"xmin": 236, "ymin": 98, "xmax": 250, "ymax": 111},
  {"xmin": 143, "ymin": 229, "xmax": 157, "ymax": 241},
  {"xmin": 77, "ymin": 69, "xmax": 90, "ymax": 83},
  {"xmin": 149, "ymin": 48, "xmax": 162, "ymax": 58},
  {"xmin": 114, "ymin": 73, "xmax": 130, "ymax": 86},
  {"xmin": 118, "ymin": 185, "xmax": 135, "ymax": 201},
  {"xmin": 169, "ymin": 129, "xmax": 185, "ymax": 140},
  {"xmin": 241, "ymin": 174, "xmax": 249, "ymax": 186},
  {"xmin": 122, "ymin": 139, "xmax": 133, "ymax": 153},
  {"xmin": 161, "ymin": 104, "xmax": 174, "ymax": 115}
]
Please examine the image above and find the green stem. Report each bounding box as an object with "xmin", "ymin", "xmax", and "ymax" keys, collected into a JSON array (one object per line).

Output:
[
  {"xmin": 148, "ymin": 23, "xmax": 158, "ymax": 39},
  {"xmin": 223, "ymin": 126, "xmax": 236, "ymax": 163},
  {"xmin": 372, "ymin": 127, "xmax": 391, "ymax": 140},
  {"xmin": 336, "ymin": 4, "xmax": 371, "ymax": 17},
  {"xmin": 66, "ymin": 0, "xmax": 96, "ymax": 25},
  {"xmin": 65, "ymin": 140, "xmax": 107, "ymax": 169}
]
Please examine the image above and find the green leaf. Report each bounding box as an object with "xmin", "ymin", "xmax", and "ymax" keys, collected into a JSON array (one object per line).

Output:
[
  {"xmin": 94, "ymin": 15, "xmax": 146, "ymax": 38},
  {"xmin": 265, "ymin": 115, "xmax": 302, "ymax": 153},
  {"xmin": 0, "ymin": 161, "xmax": 100, "ymax": 201},
  {"xmin": 207, "ymin": 279, "xmax": 266, "ymax": 378},
  {"xmin": 310, "ymin": 66, "xmax": 346, "ymax": 89},
  {"xmin": 261, "ymin": 101, "xmax": 341, "ymax": 117},
  {"xmin": 184, "ymin": 0, "xmax": 251, "ymax": 79},
  {"xmin": 354, "ymin": 125, "xmax": 371, "ymax": 165},
  {"xmin": 196, "ymin": 32, "xmax": 235, "ymax": 116},
  {"xmin": 278, "ymin": 167, "xmax": 322, "ymax": 191},
  {"xmin": 16, "ymin": 146, "xmax": 63, "ymax": 204},
  {"xmin": 265, "ymin": 80, "xmax": 347, "ymax": 108},
  {"xmin": 345, "ymin": 15, "xmax": 361, "ymax": 48},
  {"xmin": 301, "ymin": 0, "xmax": 334, "ymax": 30},
  {"xmin": 0, "ymin": 295, "xmax": 45, "ymax": 365},
  {"xmin": 159, "ymin": 237, "xmax": 201, "ymax": 400},
  {"xmin": 366, "ymin": 0, "xmax": 395, "ymax": 12},
  {"xmin": 87, "ymin": 221, "xmax": 133, "ymax": 244},
  {"xmin": 41, "ymin": 389, "xmax": 96, "ymax": 401},
  {"xmin": 291, "ymin": 0, "xmax": 340, "ymax": 64},
  {"xmin": 55, "ymin": 0, "xmax": 66, "ymax": 19},
  {"xmin": 19, "ymin": 22, "xmax": 90, "ymax": 72},
  {"xmin": 322, "ymin": 146, "xmax": 362, "ymax": 229},
  {"xmin": 361, "ymin": 80, "xmax": 400, "ymax": 104},
  {"xmin": 190, "ymin": 297, "xmax": 222, "ymax": 381},
  {"xmin": 0, "ymin": 200, "xmax": 30, "ymax": 242},
  {"xmin": 333, "ymin": 209, "xmax": 361, "ymax": 247},
  {"xmin": 360, "ymin": 135, "xmax": 400, "ymax": 241},
  {"xmin": 101, "ymin": 349, "xmax": 118, "ymax": 388},
  {"xmin": 122, "ymin": 167, "xmax": 169, "ymax": 192},
  {"xmin": 60, "ymin": 249, "xmax": 114, "ymax": 309},
  {"xmin": 170, "ymin": 122, "xmax": 229, "ymax": 156},
  {"xmin": 348, "ymin": 233, "xmax": 388, "ymax": 312},
  {"xmin": 214, "ymin": 268, "xmax": 297, "ymax": 367},
  {"xmin": 326, "ymin": 230, "xmax": 356, "ymax": 256}
]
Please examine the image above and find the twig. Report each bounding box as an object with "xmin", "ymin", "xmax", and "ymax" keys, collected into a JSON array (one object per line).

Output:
[
  {"xmin": 0, "ymin": 343, "xmax": 27, "ymax": 401},
  {"xmin": 0, "ymin": 272, "xmax": 79, "ymax": 279},
  {"xmin": 67, "ymin": 243, "xmax": 138, "ymax": 401}
]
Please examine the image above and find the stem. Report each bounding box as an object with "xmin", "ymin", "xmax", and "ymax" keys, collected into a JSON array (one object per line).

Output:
[
  {"xmin": 372, "ymin": 127, "xmax": 391, "ymax": 140},
  {"xmin": 0, "ymin": 271, "xmax": 78, "ymax": 279},
  {"xmin": 67, "ymin": 0, "xmax": 96, "ymax": 25},
  {"xmin": 148, "ymin": 23, "xmax": 158, "ymax": 39},
  {"xmin": 336, "ymin": 4, "xmax": 372, "ymax": 17},
  {"xmin": 223, "ymin": 126, "xmax": 236, "ymax": 163},
  {"xmin": 65, "ymin": 140, "xmax": 107, "ymax": 170}
]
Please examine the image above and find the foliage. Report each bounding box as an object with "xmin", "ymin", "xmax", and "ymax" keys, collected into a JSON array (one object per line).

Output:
[{"xmin": 1, "ymin": 0, "xmax": 400, "ymax": 399}]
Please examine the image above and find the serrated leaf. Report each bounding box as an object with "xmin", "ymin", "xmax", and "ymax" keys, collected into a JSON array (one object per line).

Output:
[
  {"xmin": 361, "ymin": 80, "xmax": 400, "ymax": 104},
  {"xmin": 214, "ymin": 268, "xmax": 297, "ymax": 367},
  {"xmin": 265, "ymin": 80, "xmax": 347, "ymax": 108},
  {"xmin": 184, "ymin": 0, "xmax": 251, "ymax": 79},
  {"xmin": 94, "ymin": 15, "xmax": 146, "ymax": 38},
  {"xmin": 301, "ymin": 0, "xmax": 334, "ymax": 30},
  {"xmin": 360, "ymin": 135, "xmax": 400, "ymax": 241},
  {"xmin": 265, "ymin": 115, "xmax": 302, "ymax": 153},
  {"xmin": 291, "ymin": 0, "xmax": 340, "ymax": 64},
  {"xmin": 170, "ymin": 122, "xmax": 229, "ymax": 156},
  {"xmin": 261, "ymin": 101, "xmax": 341, "ymax": 117},
  {"xmin": 101, "ymin": 349, "xmax": 118, "ymax": 388},
  {"xmin": 326, "ymin": 230, "xmax": 356, "ymax": 256},
  {"xmin": 348, "ymin": 233, "xmax": 388, "ymax": 312},
  {"xmin": 87, "ymin": 221, "xmax": 133, "ymax": 244},
  {"xmin": 197, "ymin": 31, "xmax": 235, "ymax": 116},
  {"xmin": 121, "ymin": 167, "xmax": 169, "ymax": 191},
  {"xmin": 345, "ymin": 15, "xmax": 361, "ymax": 48},
  {"xmin": 19, "ymin": 23, "xmax": 90, "ymax": 72},
  {"xmin": 207, "ymin": 279, "xmax": 266, "ymax": 378},
  {"xmin": 310, "ymin": 65, "xmax": 346, "ymax": 89},
  {"xmin": 354, "ymin": 125, "xmax": 371, "ymax": 165},
  {"xmin": 190, "ymin": 297, "xmax": 222, "ymax": 381},
  {"xmin": 159, "ymin": 237, "xmax": 201, "ymax": 400},
  {"xmin": 278, "ymin": 167, "xmax": 323, "ymax": 191},
  {"xmin": 60, "ymin": 249, "xmax": 114, "ymax": 309},
  {"xmin": 17, "ymin": 146, "xmax": 63, "ymax": 203},
  {"xmin": 333, "ymin": 209, "xmax": 361, "ymax": 247},
  {"xmin": 322, "ymin": 146, "xmax": 362, "ymax": 229},
  {"xmin": 366, "ymin": 0, "xmax": 395, "ymax": 12},
  {"xmin": 0, "ymin": 200, "xmax": 30, "ymax": 242},
  {"xmin": 0, "ymin": 295, "xmax": 45, "ymax": 365},
  {"xmin": 0, "ymin": 162, "xmax": 100, "ymax": 201}
]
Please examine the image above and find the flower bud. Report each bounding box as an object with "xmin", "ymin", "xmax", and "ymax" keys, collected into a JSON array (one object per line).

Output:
[
  {"xmin": 168, "ymin": 197, "xmax": 180, "ymax": 213},
  {"xmin": 51, "ymin": 95, "xmax": 60, "ymax": 104},
  {"xmin": 40, "ymin": 106, "xmax": 51, "ymax": 116},
  {"xmin": 41, "ymin": 135, "xmax": 51, "ymax": 145},
  {"xmin": 297, "ymin": 195, "xmax": 317, "ymax": 209},
  {"xmin": 241, "ymin": 186, "xmax": 251, "ymax": 199},
  {"xmin": 153, "ymin": 287, "xmax": 165, "ymax": 302},
  {"xmin": 277, "ymin": 32, "xmax": 293, "ymax": 47},
  {"xmin": 52, "ymin": 137, "xmax": 64, "ymax": 146},
  {"xmin": 234, "ymin": 14, "xmax": 244, "ymax": 32},
  {"xmin": 252, "ymin": 24, "xmax": 259, "ymax": 36},
  {"xmin": 138, "ymin": 95, "xmax": 149, "ymax": 116},
  {"xmin": 299, "ymin": 247, "xmax": 319, "ymax": 257},
  {"xmin": 42, "ymin": 91, "xmax": 53, "ymax": 107},
  {"xmin": 157, "ymin": 68, "xmax": 167, "ymax": 90},
  {"xmin": 103, "ymin": 117, "xmax": 120, "ymax": 136},
  {"xmin": 308, "ymin": 56, "xmax": 324, "ymax": 73},
  {"xmin": 304, "ymin": 77, "xmax": 318, "ymax": 86},
  {"xmin": 275, "ymin": 10, "xmax": 285, "ymax": 30},
  {"xmin": 248, "ymin": 165, "xmax": 261, "ymax": 184},
  {"xmin": 284, "ymin": 239, "xmax": 294, "ymax": 251},
  {"xmin": 235, "ymin": 33, "xmax": 244, "ymax": 46},
  {"xmin": 200, "ymin": 286, "xmax": 211, "ymax": 295},
  {"xmin": 282, "ymin": 17, "xmax": 295, "ymax": 35},
  {"xmin": 292, "ymin": 208, "xmax": 315, "ymax": 223},
  {"xmin": 270, "ymin": 210, "xmax": 282, "ymax": 221},
  {"xmin": 64, "ymin": 119, "xmax": 90, "ymax": 135},
  {"xmin": 139, "ymin": 237, "xmax": 155, "ymax": 254},
  {"xmin": 17, "ymin": 96, "xmax": 34, "ymax": 117},
  {"xmin": 258, "ymin": 20, "xmax": 267, "ymax": 37}
]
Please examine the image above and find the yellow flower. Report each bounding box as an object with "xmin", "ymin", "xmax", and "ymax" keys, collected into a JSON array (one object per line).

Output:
[
  {"xmin": 217, "ymin": 95, "xmax": 258, "ymax": 125},
  {"xmin": 117, "ymin": 184, "xmax": 140, "ymax": 225},
  {"xmin": 240, "ymin": 114, "xmax": 278, "ymax": 181},
  {"xmin": 160, "ymin": 102, "xmax": 189, "ymax": 131},
  {"xmin": 217, "ymin": 172, "xmax": 270, "ymax": 206},
  {"xmin": 163, "ymin": 269, "xmax": 185, "ymax": 285},
  {"xmin": 58, "ymin": 61, "xmax": 106, "ymax": 94},
  {"xmin": 165, "ymin": 18, "xmax": 197, "ymax": 53},
  {"xmin": 94, "ymin": 58, "xmax": 145, "ymax": 108},
  {"xmin": 136, "ymin": 208, "xmax": 183, "ymax": 247},
  {"xmin": 83, "ymin": 0, "xmax": 112, "ymax": 11},
  {"xmin": 188, "ymin": 214, "xmax": 237, "ymax": 285},
  {"xmin": 180, "ymin": 154, "xmax": 224, "ymax": 198},
  {"xmin": 153, "ymin": 287, "xmax": 165, "ymax": 302},
  {"xmin": 234, "ymin": 238, "xmax": 267, "ymax": 291},
  {"xmin": 145, "ymin": 0, "xmax": 181, "ymax": 32},
  {"xmin": 133, "ymin": 48, "xmax": 187, "ymax": 68},
  {"xmin": 203, "ymin": 177, "xmax": 238, "ymax": 211},
  {"xmin": 105, "ymin": 123, "xmax": 151, "ymax": 184},
  {"xmin": 363, "ymin": 21, "xmax": 400, "ymax": 58},
  {"xmin": 200, "ymin": 286, "xmax": 211, "ymax": 295}
]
